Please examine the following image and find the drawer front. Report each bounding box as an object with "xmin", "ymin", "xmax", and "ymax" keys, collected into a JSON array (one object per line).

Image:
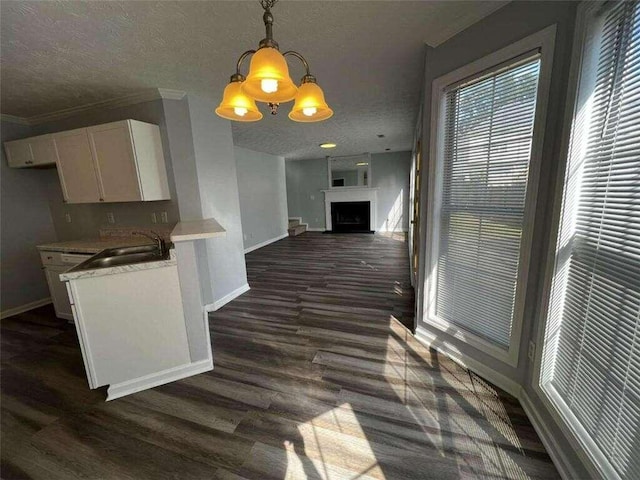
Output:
[
  {"xmin": 40, "ymin": 251, "xmax": 92, "ymax": 266},
  {"xmin": 40, "ymin": 251, "xmax": 64, "ymax": 266}
]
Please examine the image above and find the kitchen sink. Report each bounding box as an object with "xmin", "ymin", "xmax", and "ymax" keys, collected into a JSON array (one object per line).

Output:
[
  {"xmin": 81, "ymin": 251, "xmax": 163, "ymax": 269},
  {"xmin": 109, "ymin": 245, "xmax": 160, "ymax": 256},
  {"xmin": 68, "ymin": 244, "xmax": 169, "ymax": 273}
]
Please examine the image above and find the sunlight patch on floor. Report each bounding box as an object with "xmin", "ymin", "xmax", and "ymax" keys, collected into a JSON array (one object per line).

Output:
[{"xmin": 283, "ymin": 403, "xmax": 384, "ymax": 480}]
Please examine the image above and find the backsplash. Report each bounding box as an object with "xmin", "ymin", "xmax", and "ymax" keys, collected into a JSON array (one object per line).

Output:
[{"xmin": 99, "ymin": 226, "xmax": 174, "ymax": 241}]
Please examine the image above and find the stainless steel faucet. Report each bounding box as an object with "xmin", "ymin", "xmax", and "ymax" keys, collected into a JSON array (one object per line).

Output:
[{"xmin": 133, "ymin": 231, "xmax": 167, "ymax": 257}]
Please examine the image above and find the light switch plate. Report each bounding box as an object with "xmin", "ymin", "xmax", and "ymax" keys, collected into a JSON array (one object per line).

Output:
[
  {"xmin": 160, "ymin": 211, "xmax": 168, "ymax": 224},
  {"xmin": 64, "ymin": 213, "xmax": 72, "ymax": 223},
  {"xmin": 151, "ymin": 213, "xmax": 157, "ymax": 224},
  {"xmin": 106, "ymin": 212, "xmax": 115, "ymax": 224}
]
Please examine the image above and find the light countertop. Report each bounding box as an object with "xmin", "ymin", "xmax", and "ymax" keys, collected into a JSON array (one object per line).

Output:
[
  {"xmin": 60, "ymin": 249, "xmax": 177, "ymax": 281},
  {"xmin": 37, "ymin": 237, "xmax": 155, "ymax": 254},
  {"xmin": 170, "ymin": 218, "xmax": 226, "ymax": 242}
]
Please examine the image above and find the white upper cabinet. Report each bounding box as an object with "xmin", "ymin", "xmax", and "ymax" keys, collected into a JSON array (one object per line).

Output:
[
  {"xmin": 48, "ymin": 119, "xmax": 170, "ymax": 204},
  {"xmin": 53, "ymin": 129, "xmax": 102, "ymax": 204},
  {"xmin": 88, "ymin": 122, "xmax": 143, "ymax": 202},
  {"xmin": 4, "ymin": 134, "xmax": 57, "ymax": 168}
]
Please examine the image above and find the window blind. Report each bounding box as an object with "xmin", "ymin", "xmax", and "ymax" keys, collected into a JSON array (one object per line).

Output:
[
  {"xmin": 435, "ymin": 57, "xmax": 541, "ymax": 348},
  {"xmin": 541, "ymin": 2, "xmax": 640, "ymax": 478}
]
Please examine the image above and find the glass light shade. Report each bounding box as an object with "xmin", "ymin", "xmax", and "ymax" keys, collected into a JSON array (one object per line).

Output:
[
  {"xmin": 288, "ymin": 82, "xmax": 333, "ymax": 122},
  {"xmin": 242, "ymin": 47, "xmax": 298, "ymax": 103},
  {"xmin": 215, "ymin": 81, "xmax": 263, "ymax": 122}
]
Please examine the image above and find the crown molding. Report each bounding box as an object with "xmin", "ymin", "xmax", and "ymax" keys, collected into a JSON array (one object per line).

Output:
[
  {"xmin": 0, "ymin": 88, "xmax": 187, "ymax": 126},
  {"xmin": 0, "ymin": 114, "xmax": 30, "ymax": 125},
  {"xmin": 157, "ymin": 89, "xmax": 187, "ymax": 101}
]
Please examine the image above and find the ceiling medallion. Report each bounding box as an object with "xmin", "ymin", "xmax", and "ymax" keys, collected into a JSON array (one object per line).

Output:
[{"xmin": 216, "ymin": 0, "xmax": 333, "ymax": 123}]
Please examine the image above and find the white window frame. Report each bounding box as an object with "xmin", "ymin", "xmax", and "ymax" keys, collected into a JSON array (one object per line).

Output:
[
  {"xmin": 424, "ymin": 25, "xmax": 556, "ymax": 367},
  {"xmin": 531, "ymin": 3, "xmax": 632, "ymax": 479}
]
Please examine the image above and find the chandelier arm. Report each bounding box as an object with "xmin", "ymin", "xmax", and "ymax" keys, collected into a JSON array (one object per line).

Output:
[
  {"xmin": 283, "ymin": 50, "xmax": 311, "ymax": 77},
  {"xmin": 235, "ymin": 50, "xmax": 256, "ymax": 77}
]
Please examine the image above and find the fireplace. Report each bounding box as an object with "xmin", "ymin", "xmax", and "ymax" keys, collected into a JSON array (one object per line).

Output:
[{"xmin": 330, "ymin": 201, "xmax": 371, "ymax": 233}]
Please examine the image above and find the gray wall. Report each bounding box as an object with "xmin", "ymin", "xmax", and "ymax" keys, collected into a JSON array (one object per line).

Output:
[
  {"xmin": 1, "ymin": 121, "xmax": 58, "ymax": 312},
  {"xmin": 414, "ymin": 1, "xmax": 588, "ymax": 477},
  {"xmin": 235, "ymin": 146, "xmax": 288, "ymax": 251},
  {"xmin": 30, "ymin": 99, "xmax": 180, "ymax": 240},
  {"xmin": 286, "ymin": 152, "xmax": 411, "ymax": 232},
  {"xmin": 187, "ymin": 95, "xmax": 248, "ymax": 303},
  {"xmin": 285, "ymin": 157, "xmax": 328, "ymax": 230},
  {"xmin": 372, "ymin": 151, "xmax": 411, "ymax": 232}
]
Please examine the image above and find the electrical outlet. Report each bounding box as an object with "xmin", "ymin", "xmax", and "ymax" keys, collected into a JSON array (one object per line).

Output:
[
  {"xmin": 106, "ymin": 212, "xmax": 115, "ymax": 224},
  {"xmin": 64, "ymin": 213, "xmax": 72, "ymax": 223},
  {"xmin": 310, "ymin": 195, "xmax": 315, "ymax": 200},
  {"xmin": 528, "ymin": 341, "xmax": 536, "ymax": 361},
  {"xmin": 160, "ymin": 211, "xmax": 168, "ymax": 224},
  {"xmin": 151, "ymin": 213, "xmax": 157, "ymax": 224}
]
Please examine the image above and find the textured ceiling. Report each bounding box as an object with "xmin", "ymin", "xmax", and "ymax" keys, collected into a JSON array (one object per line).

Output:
[{"xmin": 0, "ymin": 1, "xmax": 506, "ymax": 160}]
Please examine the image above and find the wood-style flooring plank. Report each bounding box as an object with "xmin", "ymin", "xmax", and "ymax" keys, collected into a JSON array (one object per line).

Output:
[{"xmin": 1, "ymin": 233, "xmax": 558, "ymax": 479}]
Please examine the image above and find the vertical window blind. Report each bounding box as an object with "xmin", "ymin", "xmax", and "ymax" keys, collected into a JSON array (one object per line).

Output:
[
  {"xmin": 541, "ymin": 2, "xmax": 639, "ymax": 479},
  {"xmin": 435, "ymin": 57, "xmax": 541, "ymax": 348}
]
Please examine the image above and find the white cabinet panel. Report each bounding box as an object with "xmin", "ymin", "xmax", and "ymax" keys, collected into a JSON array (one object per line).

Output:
[
  {"xmin": 68, "ymin": 265, "xmax": 190, "ymax": 387},
  {"xmin": 44, "ymin": 266, "xmax": 73, "ymax": 321},
  {"xmin": 29, "ymin": 135, "xmax": 57, "ymax": 166},
  {"xmin": 4, "ymin": 139, "xmax": 33, "ymax": 167},
  {"xmin": 53, "ymin": 129, "xmax": 102, "ymax": 203},
  {"xmin": 88, "ymin": 122, "xmax": 142, "ymax": 202},
  {"xmin": 4, "ymin": 135, "xmax": 57, "ymax": 167}
]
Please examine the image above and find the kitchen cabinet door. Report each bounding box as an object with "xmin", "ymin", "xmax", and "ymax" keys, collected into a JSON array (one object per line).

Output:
[
  {"xmin": 4, "ymin": 139, "xmax": 33, "ymax": 167},
  {"xmin": 29, "ymin": 135, "xmax": 57, "ymax": 166},
  {"xmin": 88, "ymin": 122, "xmax": 142, "ymax": 202},
  {"xmin": 53, "ymin": 129, "xmax": 102, "ymax": 203}
]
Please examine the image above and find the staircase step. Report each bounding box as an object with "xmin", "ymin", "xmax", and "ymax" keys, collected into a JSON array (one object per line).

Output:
[
  {"xmin": 288, "ymin": 224, "xmax": 307, "ymax": 237},
  {"xmin": 288, "ymin": 219, "xmax": 300, "ymax": 228}
]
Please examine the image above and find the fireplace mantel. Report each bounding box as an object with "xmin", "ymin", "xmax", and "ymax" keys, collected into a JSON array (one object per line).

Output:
[{"xmin": 322, "ymin": 188, "xmax": 378, "ymax": 232}]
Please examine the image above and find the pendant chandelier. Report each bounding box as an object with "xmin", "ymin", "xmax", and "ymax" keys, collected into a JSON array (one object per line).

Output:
[{"xmin": 215, "ymin": 0, "xmax": 333, "ymax": 123}]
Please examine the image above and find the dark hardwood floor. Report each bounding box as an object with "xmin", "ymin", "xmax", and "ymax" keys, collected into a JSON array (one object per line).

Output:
[{"xmin": 1, "ymin": 232, "xmax": 559, "ymax": 479}]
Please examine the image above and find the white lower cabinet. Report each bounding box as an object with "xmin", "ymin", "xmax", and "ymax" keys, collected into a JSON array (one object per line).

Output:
[
  {"xmin": 65, "ymin": 264, "xmax": 193, "ymax": 399},
  {"xmin": 40, "ymin": 250, "xmax": 93, "ymax": 321},
  {"xmin": 44, "ymin": 266, "xmax": 74, "ymax": 321}
]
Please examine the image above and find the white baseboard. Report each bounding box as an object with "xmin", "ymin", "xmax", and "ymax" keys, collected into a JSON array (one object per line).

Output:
[
  {"xmin": 306, "ymin": 227, "xmax": 325, "ymax": 232},
  {"xmin": 377, "ymin": 228, "xmax": 409, "ymax": 233},
  {"xmin": 106, "ymin": 358, "xmax": 213, "ymax": 401},
  {"xmin": 244, "ymin": 233, "xmax": 288, "ymax": 254},
  {"xmin": 206, "ymin": 283, "xmax": 250, "ymax": 312},
  {"xmin": 1, "ymin": 297, "xmax": 52, "ymax": 319},
  {"xmin": 414, "ymin": 327, "xmax": 521, "ymax": 398},
  {"xmin": 519, "ymin": 389, "xmax": 581, "ymax": 480}
]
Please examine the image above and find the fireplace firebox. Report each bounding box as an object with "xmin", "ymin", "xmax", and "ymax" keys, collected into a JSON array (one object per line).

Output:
[{"xmin": 330, "ymin": 201, "xmax": 372, "ymax": 233}]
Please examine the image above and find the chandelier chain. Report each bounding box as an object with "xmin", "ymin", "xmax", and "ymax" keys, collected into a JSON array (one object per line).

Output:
[{"xmin": 260, "ymin": 0, "xmax": 278, "ymax": 12}]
